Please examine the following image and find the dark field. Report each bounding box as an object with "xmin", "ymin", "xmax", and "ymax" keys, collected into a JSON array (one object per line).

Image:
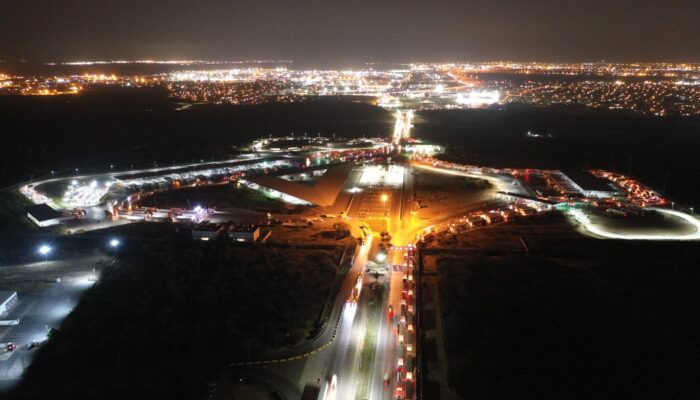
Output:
[
  {"xmin": 0, "ymin": 87, "xmax": 393, "ymax": 189},
  {"xmin": 415, "ymin": 105, "xmax": 700, "ymax": 205},
  {"xmin": 136, "ymin": 183, "xmax": 291, "ymax": 213},
  {"xmin": 432, "ymin": 214, "xmax": 700, "ymax": 400},
  {"xmin": 8, "ymin": 239, "xmax": 342, "ymax": 400}
]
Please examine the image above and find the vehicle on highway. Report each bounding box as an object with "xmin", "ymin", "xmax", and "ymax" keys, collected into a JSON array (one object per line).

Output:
[
  {"xmin": 348, "ymin": 273, "xmax": 363, "ymax": 303},
  {"xmin": 5, "ymin": 342, "xmax": 17, "ymax": 352}
]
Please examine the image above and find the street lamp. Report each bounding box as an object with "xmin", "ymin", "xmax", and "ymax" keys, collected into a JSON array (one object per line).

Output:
[
  {"xmin": 381, "ymin": 193, "xmax": 389, "ymax": 229},
  {"xmin": 109, "ymin": 238, "xmax": 120, "ymax": 248},
  {"xmin": 38, "ymin": 245, "xmax": 52, "ymax": 261}
]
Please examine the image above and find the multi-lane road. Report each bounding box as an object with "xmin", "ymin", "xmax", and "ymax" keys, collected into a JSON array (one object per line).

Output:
[{"xmin": 8, "ymin": 108, "xmax": 526, "ymax": 399}]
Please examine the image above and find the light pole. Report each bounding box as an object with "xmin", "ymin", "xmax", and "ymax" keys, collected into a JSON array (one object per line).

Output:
[
  {"xmin": 381, "ymin": 193, "xmax": 389, "ymax": 232},
  {"xmin": 38, "ymin": 245, "xmax": 51, "ymax": 261}
]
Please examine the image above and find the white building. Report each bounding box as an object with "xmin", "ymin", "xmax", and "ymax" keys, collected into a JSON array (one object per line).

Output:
[
  {"xmin": 25, "ymin": 203, "xmax": 65, "ymax": 227},
  {"xmin": 0, "ymin": 291, "xmax": 18, "ymax": 316}
]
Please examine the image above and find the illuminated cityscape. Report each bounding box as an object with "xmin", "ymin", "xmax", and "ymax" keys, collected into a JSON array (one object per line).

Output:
[
  {"xmin": 2, "ymin": 1, "xmax": 700, "ymax": 400},
  {"xmin": 3, "ymin": 62, "xmax": 699, "ymax": 115}
]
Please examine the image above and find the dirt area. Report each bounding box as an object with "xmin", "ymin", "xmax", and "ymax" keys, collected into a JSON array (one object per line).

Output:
[
  {"xmin": 413, "ymin": 169, "xmax": 493, "ymax": 220},
  {"xmin": 424, "ymin": 211, "xmax": 574, "ymax": 252},
  {"xmin": 267, "ymin": 224, "xmax": 356, "ymax": 247},
  {"xmin": 0, "ymin": 254, "xmax": 108, "ymax": 294},
  {"xmin": 137, "ymin": 183, "xmax": 296, "ymax": 214},
  {"xmin": 427, "ymin": 211, "xmax": 700, "ymax": 399},
  {"xmin": 422, "ymin": 255, "xmax": 438, "ymax": 272}
]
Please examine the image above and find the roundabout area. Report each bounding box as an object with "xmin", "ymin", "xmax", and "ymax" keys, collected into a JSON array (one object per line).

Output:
[{"xmin": 569, "ymin": 207, "xmax": 700, "ymax": 241}]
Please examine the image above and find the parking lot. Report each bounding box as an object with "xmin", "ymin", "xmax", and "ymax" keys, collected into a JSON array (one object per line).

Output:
[{"xmin": 0, "ymin": 255, "xmax": 106, "ymax": 389}]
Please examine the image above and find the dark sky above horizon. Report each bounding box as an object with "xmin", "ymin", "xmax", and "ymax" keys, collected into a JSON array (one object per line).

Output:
[{"xmin": 2, "ymin": 0, "xmax": 699, "ymax": 67}]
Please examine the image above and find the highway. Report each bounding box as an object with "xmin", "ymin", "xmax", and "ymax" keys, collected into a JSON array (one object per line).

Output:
[{"xmin": 392, "ymin": 110, "xmax": 412, "ymax": 146}]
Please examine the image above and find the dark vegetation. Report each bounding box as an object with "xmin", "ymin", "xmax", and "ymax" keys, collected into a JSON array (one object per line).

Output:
[
  {"xmin": 10, "ymin": 240, "xmax": 341, "ymax": 400},
  {"xmin": 436, "ymin": 233, "xmax": 700, "ymax": 399},
  {"xmin": 0, "ymin": 191, "xmax": 34, "ymax": 233},
  {"xmin": 416, "ymin": 105, "xmax": 700, "ymax": 205},
  {"xmin": 415, "ymin": 174, "xmax": 492, "ymax": 192},
  {"xmin": 136, "ymin": 183, "xmax": 291, "ymax": 213},
  {"xmin": 0, "ymin": 87, "xmax": 392, "ymax": 189}
]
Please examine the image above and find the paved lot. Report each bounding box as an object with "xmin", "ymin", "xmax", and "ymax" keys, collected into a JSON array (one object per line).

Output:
[{"xmin": 0, "ymin": 255, "xmax": 107, "ymax": 390}]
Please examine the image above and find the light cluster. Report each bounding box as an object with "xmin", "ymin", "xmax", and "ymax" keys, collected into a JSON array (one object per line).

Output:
[
  {"xmin": 507, "ymin": 79, "xmax": 700, "ymax": 116},
  {"xmin": 2, "ymin": 61, "xmax": 699, "ymax": 115}
]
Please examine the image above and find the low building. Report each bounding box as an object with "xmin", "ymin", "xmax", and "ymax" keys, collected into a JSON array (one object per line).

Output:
[
  {"xmin": 228, "ymin": 224, "xmax": 260, "ymax": 243},
  {"xmin": 192, "ymin": 221, "xmax": 223, "ymax": 241},
  {"xmin": 193, "ymin": 221, "xmax": 263, "ymax": 243},
  {"xmin": 25, "ymin": 203, "xmax": 64, "ymax": 227},
  {"xmin": 561, "ymin": 170, "xmax": 620, "ymax": 198},
  {"xmin": 0, "ymin": 291, "xmax": 18, "ymax": 316},
  {"xmin": 245, "ymin": 163, "xmax": 354, "ymax": 207}
]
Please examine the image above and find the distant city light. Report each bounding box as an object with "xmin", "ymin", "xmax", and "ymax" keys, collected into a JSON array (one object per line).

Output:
[{"xmin": 456, "ymin": 90, "xmax": 500, "ymax": 107}]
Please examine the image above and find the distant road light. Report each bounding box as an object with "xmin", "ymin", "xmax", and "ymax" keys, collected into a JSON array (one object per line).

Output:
[
  {"xmin": 38, "ymin": 245, "xmax": 51, "ymax": 255},
  {"xmin": 109, "ymin": 239, "xmax": 120, "ymax": 248}
]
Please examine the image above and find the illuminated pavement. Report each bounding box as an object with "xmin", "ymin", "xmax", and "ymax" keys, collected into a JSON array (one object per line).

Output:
[
  {"xmin": 368, "ymin": 247, "xmax": 409, "ymax": 400},
  {"xmin": 0, "ymin": 257, "xmax": 103, "ymax": 390},
  {"xmin": 570, "ymin": 208, "xmax": 700, "ymax": 240}
]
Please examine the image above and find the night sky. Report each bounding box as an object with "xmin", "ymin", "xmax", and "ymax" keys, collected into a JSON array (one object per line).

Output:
[{"xmin": 2, "ymin": 0, "xmax": 699, "ymax": 66}]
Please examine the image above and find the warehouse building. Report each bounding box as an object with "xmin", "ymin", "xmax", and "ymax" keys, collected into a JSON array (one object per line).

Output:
[
  {"xmin": 0, "ymin": 291, "xmax": 18, "ymax": 316},
  {"xmin": 561, "ymin": 170, "xmax": 620, "ymax": 198},
  {"xmin": 25, "ymin": 203, "xmax": 65, "ymax": 227},
  {"xmin": 192, "ymin": 221, "xmax": 223, "ymax": 241},
  {"xmin": 192, "ymin": 221, "xmax": 265, "ymax": 243},
  {"xmin": 245, "ymin": 162, "xmax": 354, "ymax": 207},
  {"xmin": 228, "ymin": 224, "xmax": 261, "ymax": 243}
]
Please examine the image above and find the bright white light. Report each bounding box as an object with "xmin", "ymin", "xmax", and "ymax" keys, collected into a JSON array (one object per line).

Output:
[
  {"xmin": 38, "ymin": 245, "xmax": 51, "ymax": 255},
  {"xmin": 376, "ymin": 252, "xmax": 387, "ymax": 262},
  {"xmin": 109, "ymin": 239, "xmax": 120, "ymax": 248},
  {"xmin": 570, "ymin": 208, "xmax": 700, "ymax": 240},
  {"xmin": 456, "ymin": 90, "xmax": 500, "ymax": 107},
  {"xmin": 358, "ymin": 165, "xmax": 404, "ymax": 187}
]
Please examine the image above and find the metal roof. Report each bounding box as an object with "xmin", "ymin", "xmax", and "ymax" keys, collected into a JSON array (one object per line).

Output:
[
  {"xmin": 246, "ymin": 163, "xmax": 354, "ymax": 206},
  {"xmin": 25, "ymin": 203, "xmax": 62, "ymax": 221}
]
